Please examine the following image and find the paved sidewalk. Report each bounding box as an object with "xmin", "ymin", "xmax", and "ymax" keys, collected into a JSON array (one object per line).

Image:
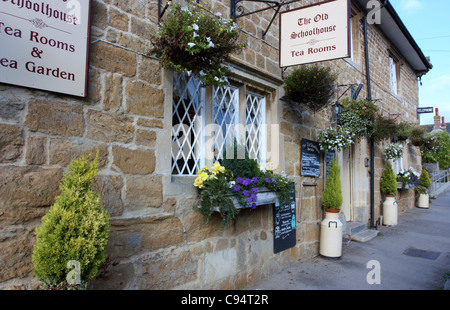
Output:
[{"xmin": 248, "ymin": 191, "xmax": 450, "ymax": 290}]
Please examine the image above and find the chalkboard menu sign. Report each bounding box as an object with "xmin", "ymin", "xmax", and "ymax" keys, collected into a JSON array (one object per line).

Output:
[
  {"xmin": 301, "ymin": 138, "xmax": 321, "ymax": 177},
  {"xmin": 273, "ymin": 182, "xmax": 296, "ymax": 254}
]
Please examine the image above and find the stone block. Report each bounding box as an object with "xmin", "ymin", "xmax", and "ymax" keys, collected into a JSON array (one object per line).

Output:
[
  {"xmin": 86, "ymin": 110, "xmax": 134, "ymax": 144},
  {"xmin": 125, "ymin": 175, "xmax": 162, "ymax": 210},
  {"xmin": 138, "ymin": 249, "xmax": 197, "ymax": 289},
  {"xmin": 135, "ymin": 129, "xmax": 156, "ymax": 147},
  {"xmin": 26, "ymin": 136, "xmax": 46, "ymax": 165},
  {"xmin": 0, "ymin": 123, "xmax": 23, "ymax": 163},
  {"xmin": 108, "ymin": 214, "xmax": 185, "ymax": 259},
  {"xmin": 25, "ymin": 99, "xmax": 84, "ymax": 137},
  {"xmin": 92, "ymin": 174, "xmax": 124, "ymax": 217},
  {"xmin": 0, "ymin": 225, "xmax": 36, "ymax": 282},
  {"xmin": 125, "ymin": 80, "xmax": 164, "ymax": 118},
  {"xmin": 48, "ymin": 138, "xmax": 108, "ymax": 167},
  {"xmin": 0, "ymin": 166, "xmax": 63, "ymax": 225},
  {"xmin": 112, "ymin": 145, "xmax": 156, "ymax": 174},
  {"xmin": 90, "ymin": 40, "xmax": 137, "ymax": 77},
  {"xmin": 0, "ymin": 96, "xmax": 25, "ymax": 122},
  {"xmin": 102, "ymin": 73, "xmax": 123, "ymax": 112}
]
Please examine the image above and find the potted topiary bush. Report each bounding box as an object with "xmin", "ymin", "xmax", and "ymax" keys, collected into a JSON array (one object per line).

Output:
[
  {"xmin": 32, "ymin": 152, "xmax": 110, "ymax": 290},
  {"xmin": 320, "ymin": 157, "xmax": 343, "ymax": 259},
  {"xmin": 380, "ymin": 161, "xmax": 398, "ymax": 226},
  {"xmin": 417, "ymin": 168, "xmax": 431, "ymax": 209}
]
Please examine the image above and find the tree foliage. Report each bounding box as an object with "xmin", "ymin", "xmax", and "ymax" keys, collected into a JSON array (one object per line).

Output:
[
  {"xmin": 322, "ymin": 158, "xmax": 343, "ymax": 210},
  {"xmin": 380, "ymin": 161, "xmax": 397, "ymax": 196},
  {"xmin": 32, "ymin": 152, "xmax": 110, "ymax": 286}
]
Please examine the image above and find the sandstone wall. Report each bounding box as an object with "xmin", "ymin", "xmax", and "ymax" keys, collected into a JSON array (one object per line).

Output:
[{"xmin": 0, "ymin": 0, "xmax": 423, "ymax": 289}]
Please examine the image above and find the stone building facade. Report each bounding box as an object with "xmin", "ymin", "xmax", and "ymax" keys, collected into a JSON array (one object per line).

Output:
[{"xmin": 0, "ymin": 0, "xmax": 430, "ymax": 289}]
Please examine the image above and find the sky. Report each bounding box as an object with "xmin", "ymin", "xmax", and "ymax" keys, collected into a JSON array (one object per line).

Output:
[{"xmin": 389, "ymin": 0, "xmax": 450, "ymax": 126}]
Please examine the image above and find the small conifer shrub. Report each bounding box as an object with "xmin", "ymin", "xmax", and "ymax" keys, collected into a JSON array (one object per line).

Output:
[
  {"xmin": 419, "ymin": 168, "xmax": 431, "ymax": 189},
  {"xmin": 32, "ymin": 152, "xmax": 110, "ymax": 289},
  {"xmin": 380, "ymin": 161, "xmax": 397, "ymax": 196},
  {"xmin": 322, "ymin": 158, "xmax": 343, "ymax": 210}
]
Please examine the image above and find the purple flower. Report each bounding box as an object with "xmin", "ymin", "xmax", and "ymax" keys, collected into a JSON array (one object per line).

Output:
[
  {"xmin": 247, "ymin": 197, "xmax": 253, "ymax": 203},
  {"xmin": 251, "ymin": 203, "xmax": 257, "ymax": 209},
  {"xmin": 272, "ymin": 178, "xmax": 277, "ymax": 183},
  {"xmin": 243, "ymin": 190, "xmax": 250, "ymax": 196},
  {"xmin": 236, "ymin": 177, "xmax": 243, "ymax": 184},
  {"xmin": 252, "ymin": 187, "xmax": 258, "ymax": 193},
  {"xmin": 265, "ymin": 178, "xmax": 271, "ymax": 183},
  {"xmin": 243, "ymin": 178, "xmax": 252, "ymax": 186},
  {"xmin": 251, "ymin": 193, "xmax": 257, "ymax": 201},
  {"xmin": 232, "ymin": 185, "xmax": 240, "ymax": 192},
  {"xmin": 252, "ymin": 177, "xmax": 258, "ymax": 183}
]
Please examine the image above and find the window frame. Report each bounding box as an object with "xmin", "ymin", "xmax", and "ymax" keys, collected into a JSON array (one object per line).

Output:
[{"xmin": 171, "ymin": 73, "xmax": 269, "ymax": 176}]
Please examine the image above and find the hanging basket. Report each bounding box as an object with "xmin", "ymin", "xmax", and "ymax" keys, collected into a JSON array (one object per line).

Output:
[{"xmin": 151, "ymin": 2, "xmax": 246, "ymax": 86}]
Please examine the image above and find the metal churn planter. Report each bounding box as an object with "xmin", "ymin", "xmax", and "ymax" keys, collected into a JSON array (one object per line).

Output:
[{"xmin": 319, "ymin": 209, "xmax": 343, "ymax": 259}]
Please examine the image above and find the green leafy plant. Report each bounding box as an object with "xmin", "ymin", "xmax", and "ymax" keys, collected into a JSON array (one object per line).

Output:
[
  {"xmin": 380, "ymin": 161, "xmax": 397, "ymax": 196},
  {"xmin": 32, "ymin": 152, "xmax": 110, "ymax": 289},
  {"xmin": 421, "ymin": 131, "xmax": 450, "ymax": 169},
  {"xmin": 283, "ymin": 65, "xmax": 337, "ymax": 113},
  {"xmin": 339, "ymin": 98, "xmax": 379, "ymax": 139},
  {"xmin": 372, "ymin": 115, "xmax": 399, "ymax": 142},
  {"xmin": 395, "ymin": 122, "xmax": 412, "ymax": 141},
  {"xmin": 194, "ymin": 160, "xmax": 293, "ymax": 230},
  {"xmin": 322, "ymin": 158, "xmax": 343, "ymax": 210},
  {"xmin": 419, "ymin": 168, "xmax": 431, "ymax": 189},
  {"xmin": 151, "ymin": 2, "xmax": 246, "ymax": 86}
]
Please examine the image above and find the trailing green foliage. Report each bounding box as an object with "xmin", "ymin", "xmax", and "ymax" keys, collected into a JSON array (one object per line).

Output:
[
  {"xmin": 32, "ymin": 152, "xmax": 110, "ymax": 287},
  {"xmin": 380, "ymin": 161, "xmax": 397, "ymax": 196},
  {"xmin": 322, "ymin": 158, "xmax": 342, "ymax": 210},
  {"xmin": 151, "ymin": 2, "xmax": 246, "ymax": 86},
  {"xmin": 283, "ymin": 65, "xmax": 336, "ymax": 113},
  {"xmin": 339, "ymin": 98, "xmax": 379, "ymax": 139},
  {"xmin": 221, "ymin": 142, "xmax": 260, "ymax": 179}
]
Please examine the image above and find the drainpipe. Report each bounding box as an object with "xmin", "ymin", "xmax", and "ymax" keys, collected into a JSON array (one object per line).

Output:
[{"xmin": 363, "ymin": 15, "xmax": 375, "ymax": 228}]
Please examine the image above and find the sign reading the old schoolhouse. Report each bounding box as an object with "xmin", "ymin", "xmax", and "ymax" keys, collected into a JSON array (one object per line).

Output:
[
  {"xmin": 0, "ymin": 0, "xmax": 91, "ymax": 97},
  {"xmin": 279, "ymin": 0, "xmax": 350, "ymax": 68}
]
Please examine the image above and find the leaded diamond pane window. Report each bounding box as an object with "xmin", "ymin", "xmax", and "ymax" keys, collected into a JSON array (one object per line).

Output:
[
  {"xmin": 171, "ymin": 73, "xmax": 205, "ymax": 176},
  {"xmin": 213, "ymin": 85, "xmax": 239, "ymax": 162},
  {"xmin": 171, "ymin": 73, "xmax": 268, "ymax": 176},
  {"xmin": 246, "ymin": 92, "xmax": 266, "ymax": 163}
]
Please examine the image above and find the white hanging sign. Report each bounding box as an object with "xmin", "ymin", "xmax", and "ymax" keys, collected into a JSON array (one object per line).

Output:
[
  {"xmin": 0, "ymin": 0, "xmax": 91, "ymax": 97},
  {"xmin": 279, "ymin": 0, "xmax": 350, "ymax": 68}
]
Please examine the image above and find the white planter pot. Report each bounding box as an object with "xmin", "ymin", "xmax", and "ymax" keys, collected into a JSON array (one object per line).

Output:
[
  {"xmin": 382, "ymin": 195, "xmax": 398, "ymax": 226},
  {"xmin": 417, "ymin": 193, "xmax": 429, "ymax": 209},
  {"xmin": 319, "ymin": 209, "xmax": 343, "ymax": 259}
]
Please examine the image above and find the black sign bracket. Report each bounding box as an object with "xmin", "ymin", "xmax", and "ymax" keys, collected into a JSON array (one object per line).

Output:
[{"xmin": 231, "ymin": 0, "xmax": 300, "ymax": 40}]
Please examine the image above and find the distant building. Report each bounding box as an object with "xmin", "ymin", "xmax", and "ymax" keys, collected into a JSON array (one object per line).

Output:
[{"xmin": 422, "ymin": 108, "xmax": 450, "ymax": 133}]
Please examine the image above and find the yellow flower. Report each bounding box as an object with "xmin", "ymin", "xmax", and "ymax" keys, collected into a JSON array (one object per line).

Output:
[
  {"xmin": 200, "ymin": 172, "xmax": 209, "ymax": 181},
  {"xmin": 211, "ymin": 161, "xmax": 224, "ymax": 174},
  {"xmin": 194, "ymin": 176, "xmax": 204, "ymax": 188}
]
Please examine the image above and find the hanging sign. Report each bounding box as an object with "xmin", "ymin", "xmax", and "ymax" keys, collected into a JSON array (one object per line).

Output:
[
  {"xmin": 0, "ymin": 0, "xmax": 92, "ymax": 97},
  {"xmin": 279, "ymin": 0, "xmax": 350, "ymax": 68},
  {"xmin": 417, "ymin": 107, "xmax": 433, "ymax": 114}
]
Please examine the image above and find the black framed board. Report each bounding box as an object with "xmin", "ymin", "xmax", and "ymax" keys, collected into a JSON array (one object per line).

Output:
[
  {"xmin": 273, "ymin": 182, "xmax": 296, "ymax": 254},
  {"xmin": 301, "ymin": 138, "xmax": 321, "ymax": 177}
]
